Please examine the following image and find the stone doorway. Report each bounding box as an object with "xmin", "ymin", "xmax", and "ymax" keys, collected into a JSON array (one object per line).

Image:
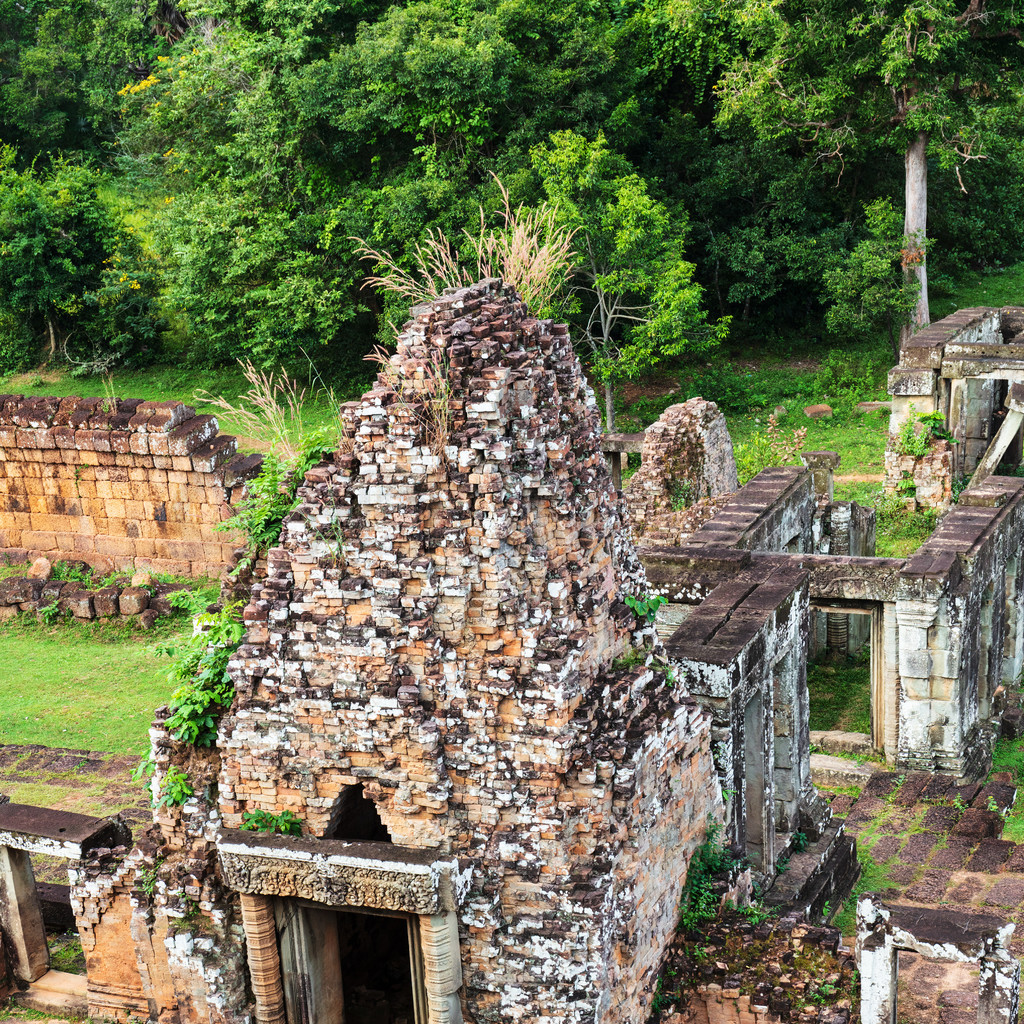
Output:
[
  {"xmin": 809, "ymin": 602, "xmax": 886, "ymax": 754},
  {"xmin": 220, "ymin": 829, "xmax": 465, "ymax": 1024},
  {"xmin": 275, "ymin": 900, "xmax": 424, "ymax": 1024}
]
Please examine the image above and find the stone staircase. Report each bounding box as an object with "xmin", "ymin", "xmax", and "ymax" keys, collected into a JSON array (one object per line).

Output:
[{"xmin": 763, "ymin": 819, "xmax": 860, "ymax": 921}]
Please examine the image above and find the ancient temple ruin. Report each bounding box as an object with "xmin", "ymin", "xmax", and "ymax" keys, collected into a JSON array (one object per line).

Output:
[{"xmin": 4, "ymin": 294, "xmax": 1024, "ymax": 1023}]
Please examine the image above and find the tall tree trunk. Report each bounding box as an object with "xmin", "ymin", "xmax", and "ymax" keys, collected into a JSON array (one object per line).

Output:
[
  {"xmin": 902, "ymin": 130, "xmax": 930, "ymax": 346},
  {"xmin": 604, "ymin": 380, "xmax": 615, "ymax": 432},
  {"xmin": 46, "ymin": 318, "xmax": 56, "ymax": 362}
]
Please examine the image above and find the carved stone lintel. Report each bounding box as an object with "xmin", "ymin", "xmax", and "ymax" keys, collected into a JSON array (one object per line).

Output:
[{"xmin": 217, "ymin": 835, "xmax": 458, "ymax": 916}]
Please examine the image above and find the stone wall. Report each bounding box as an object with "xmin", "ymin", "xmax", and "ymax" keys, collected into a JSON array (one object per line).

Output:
[
  {"xmin": 0, "ymin": 395, "xmax": 261, "ymax": 576},
  {"xmin": 625, "ymin": 399, "xmax": 739, "ymax": 533},
  {"xmin": 885, "ymin": 307, "xmax": 1024, "ymax": 506}
]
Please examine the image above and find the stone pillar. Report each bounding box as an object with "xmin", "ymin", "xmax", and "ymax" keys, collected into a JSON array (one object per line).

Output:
[
  {"xmin": 799, "ymin": 450, "xmax": 840, "ymax": 505},
  {"xmin": 881, "ymin": 603, "xmax": 900, "ymax": 761},
  {"xmin": 0, "ymin": 846, "xmax": 48, "ymax": 983},
  {"xmin": 895, "ymin": 600, "xmax": 939, "ymax": 765},
  {"xmin": 979, "ymin": 950, "xmax": 1020, "ymax": 1024},
  {"xmin": 857, "ymin": 897, "xmax": 897, "ymax": 1024},
  {"xmin": 419, "ymin": 912, "xmax": 464, "ymax": 1024},
  {"xmin": 239, "ymin": 894, "xmax": 286, "ymax": 1024}
]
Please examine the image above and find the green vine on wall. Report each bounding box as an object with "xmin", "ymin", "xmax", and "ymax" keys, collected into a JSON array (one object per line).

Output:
[{"xmin": 157, "ymin": 600, "xmax": 244, "ymax": 747}]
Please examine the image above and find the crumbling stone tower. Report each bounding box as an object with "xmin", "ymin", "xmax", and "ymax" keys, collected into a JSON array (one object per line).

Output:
[{"xmin": 217, "ymin": 280, "xmax": 724, "ymax": 1024}]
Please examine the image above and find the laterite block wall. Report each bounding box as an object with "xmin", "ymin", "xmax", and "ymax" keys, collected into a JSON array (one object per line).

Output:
[{"xmin": 0, "ymin": 395, "xmax": 262, "ymax": 577}]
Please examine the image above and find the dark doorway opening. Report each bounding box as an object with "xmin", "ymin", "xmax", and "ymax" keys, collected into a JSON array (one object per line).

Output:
[
  {"xmin": 338, "ymin": 910, "xmax": 419, "ymax": 1024},
  {"xmin": 275, "ymin": 902, "xmax": 424, "ymax": 1024}
]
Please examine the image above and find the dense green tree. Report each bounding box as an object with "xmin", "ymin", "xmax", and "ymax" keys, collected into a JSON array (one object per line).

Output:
[
  {"xmin": 715, "ymin": 0, "xmax": 1024, "ymax": 335},
  {"xmin": 532, "ymin": 130, "xmax": 727, "ymax": 427},
  {"xmin": 823, "ymin": 198, "xmax": 919, "ymax": 358},
  {"xmin": 0, "ymin": 0, "xmax": 169, "ymax": 161},
  {"xmin": 0, "ymin": 151, "xmax": 164, "ymax": 371}
]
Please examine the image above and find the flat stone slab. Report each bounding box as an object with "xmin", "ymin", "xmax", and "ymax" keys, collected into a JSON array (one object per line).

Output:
[
  {"xmin": 904, "ymin": 870, "xmax": 952, "ymax": 903},
  {"xmin": 982, "ymin": 877, "xmax": 1024, "ymax": 908},
  {"xmin": 0, "ymin": 803, "xmax": 119, "ymax": 857},
  {"xmin": 930, "ymin": 839, "xmax": 976, "ymax": 870},
  {"xmin": 887, "ymin": 902, "xmax": 1013, "ymax": 953},
  {"xmin": 922, "ymin": 806, "xmax": 962, "ymax": 832},
  {"xmin": 952, "ymin": 808, "xmax": 1003, "ymax": 840},
  {"xmin": 901, "ymin": 833, "xmax": 938, "ymax": 865},
  {"xmin": 965, "ymin": 839, "xmax": 1014, "ymax": 873},
  {"xmin": 810, "ymin": 753, "xmax": 875, "ymax": 789},
  {"xmin": 862, "ymin": 773, "xmax": 903, "ymax": 800},
  {"xmin": 810, "ymin": 730, "xmax": 874, "ymax": 756},
  {"xmin": 871, "ymin": 835, "xmax": 902, "ymax": 863}
]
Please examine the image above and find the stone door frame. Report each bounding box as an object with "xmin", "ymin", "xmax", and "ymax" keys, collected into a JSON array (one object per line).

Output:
[
  {"xmin": 218, "ymin": 829, "xmax": 464, "ymax": 1024},
  {"xmin": 810, "ymin": 599, "xmax": 894, "ymax": 756},
  {"xmin": 0, "ymin": 802, "xmax": 124, "ymax": 986},
  {"xmin": 857, "ymin": 895, "xmax": 1020, "ymax": 1024}
]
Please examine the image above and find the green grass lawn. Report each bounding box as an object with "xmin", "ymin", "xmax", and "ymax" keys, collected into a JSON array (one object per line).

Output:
[
  {"xmin": 806, "ymin": 651, "xmax": 872, "ymax": 733},
  {"xmin": 932, "ymin": 260, "xmax": 1024, "ymax": 320},
  {"xmin": 0, "ymin": 615, "xmax": 189, "ymax": 755}
]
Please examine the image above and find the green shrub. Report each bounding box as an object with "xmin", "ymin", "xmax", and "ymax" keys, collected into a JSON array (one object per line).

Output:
[
  {"xmin": 734, "ymin": 415, "xmax": 808, "ymax": 483},
  {"xmin": 241, "ymin": 809, "xmax": 303, "ymax": 836},
  {"xmin": 217, "ymin": 428, "xmax": 334, "ymax": 574},
  {"xmin": 51, "ymin": 560, "xmax": 93, "ymax": 584},
  {"xmin": 678, "ymin": 818, "xmax": 734, "ymax": 933},
  {"xmin": 158, "ymin": 603, "xmax": 244, "ymax": 747}
]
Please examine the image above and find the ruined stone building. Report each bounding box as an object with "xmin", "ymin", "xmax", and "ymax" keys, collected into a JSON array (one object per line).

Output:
[
  {"xmin": 2, "ymin": 293, "xmax": 1024, "ymax": 1024},
  {"xmin": 0, "ymin": 281, "xmax": 731, "ymax": 1024}
]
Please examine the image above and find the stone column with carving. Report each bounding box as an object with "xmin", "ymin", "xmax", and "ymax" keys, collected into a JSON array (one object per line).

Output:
[
  {"xmin": 420, "ymin": 912, "xmax": 464, "ymax": 1024},
  {"xmin": 239, "ymin": 894, "xmax": 286, "ymax": 1024}
]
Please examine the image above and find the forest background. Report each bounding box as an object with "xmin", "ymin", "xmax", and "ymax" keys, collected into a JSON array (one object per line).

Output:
[{"xmin": 0, "ymin": 0, "xmax": 1022, "ymax": 427}]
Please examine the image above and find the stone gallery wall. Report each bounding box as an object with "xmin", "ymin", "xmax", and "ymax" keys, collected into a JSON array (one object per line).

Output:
[
  {"xmin": 219, "ymin": 280, "xmax": 725, "ymax": 1024},
  {"xmin": 0, "ymin": 395, "xmax": 261, "ymax": 576},
  {"xmin": 885, "ymin": 307, "xmax": 1024, "ymax": 508}
]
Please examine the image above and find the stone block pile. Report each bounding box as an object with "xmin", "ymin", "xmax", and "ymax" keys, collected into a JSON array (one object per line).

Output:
[
  {"xmin": 653, "ymin": 911, "xmax": 856, "ymax": 1024},
  {"xmin": 0, "ymin": 394, "xmax": 261, "ymax": 576}
]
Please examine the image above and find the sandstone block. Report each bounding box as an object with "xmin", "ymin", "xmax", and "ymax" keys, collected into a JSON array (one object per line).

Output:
[{"xmin": 119, "ymin": 587, "xmax": 150, "ymax": 615}]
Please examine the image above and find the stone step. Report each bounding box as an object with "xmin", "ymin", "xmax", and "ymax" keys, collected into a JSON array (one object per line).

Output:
[
  {"xmin": 763, "ymin": 819, "xmax": 860, "ymax": 922},
  {"xmin": 12, "ymin": 969, "xmax": 88, "ymax": 1017},
  {"xmin": 810, "ymin": 752, "xmax": 876, "ymax": 789}
]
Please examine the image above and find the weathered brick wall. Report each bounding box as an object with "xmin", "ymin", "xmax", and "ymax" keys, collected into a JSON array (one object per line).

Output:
[
  {"xmin": 625, "ymin": 398, "xmax": 739, "ymax": 533},
  {"xmin": 0, "ymin": 395, "xmax": 261, "ymax": 576},
  {"xmin": 70, "ymin": 716, "xmax": 249, "ymax": 1024},
  {"xmin": 220, "ymin": 279, "xmax": 725, "ymax": 1024}
]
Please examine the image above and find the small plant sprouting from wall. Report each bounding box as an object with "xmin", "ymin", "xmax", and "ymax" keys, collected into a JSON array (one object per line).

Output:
[
  {"xmin": 216, "ymin": 429, "xmax": 336, "ymax": 575},
  {"xmin": 624, "ymin": 592, "xmax": 666, "ymax": 623},
  {"xmin": 894, "ymin": 404, "xmax": 956, "ymax": 458},
  {"xmin": 240, "ymin": 809, "xmax": 303, "ymax": 836},
  {"xmin": 156, "ymin": 765, "xmax": 194, "ymax": 808},
  {"xmin": 677, "ymin": 818, "xmax": 734, "ymax": 934}
]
